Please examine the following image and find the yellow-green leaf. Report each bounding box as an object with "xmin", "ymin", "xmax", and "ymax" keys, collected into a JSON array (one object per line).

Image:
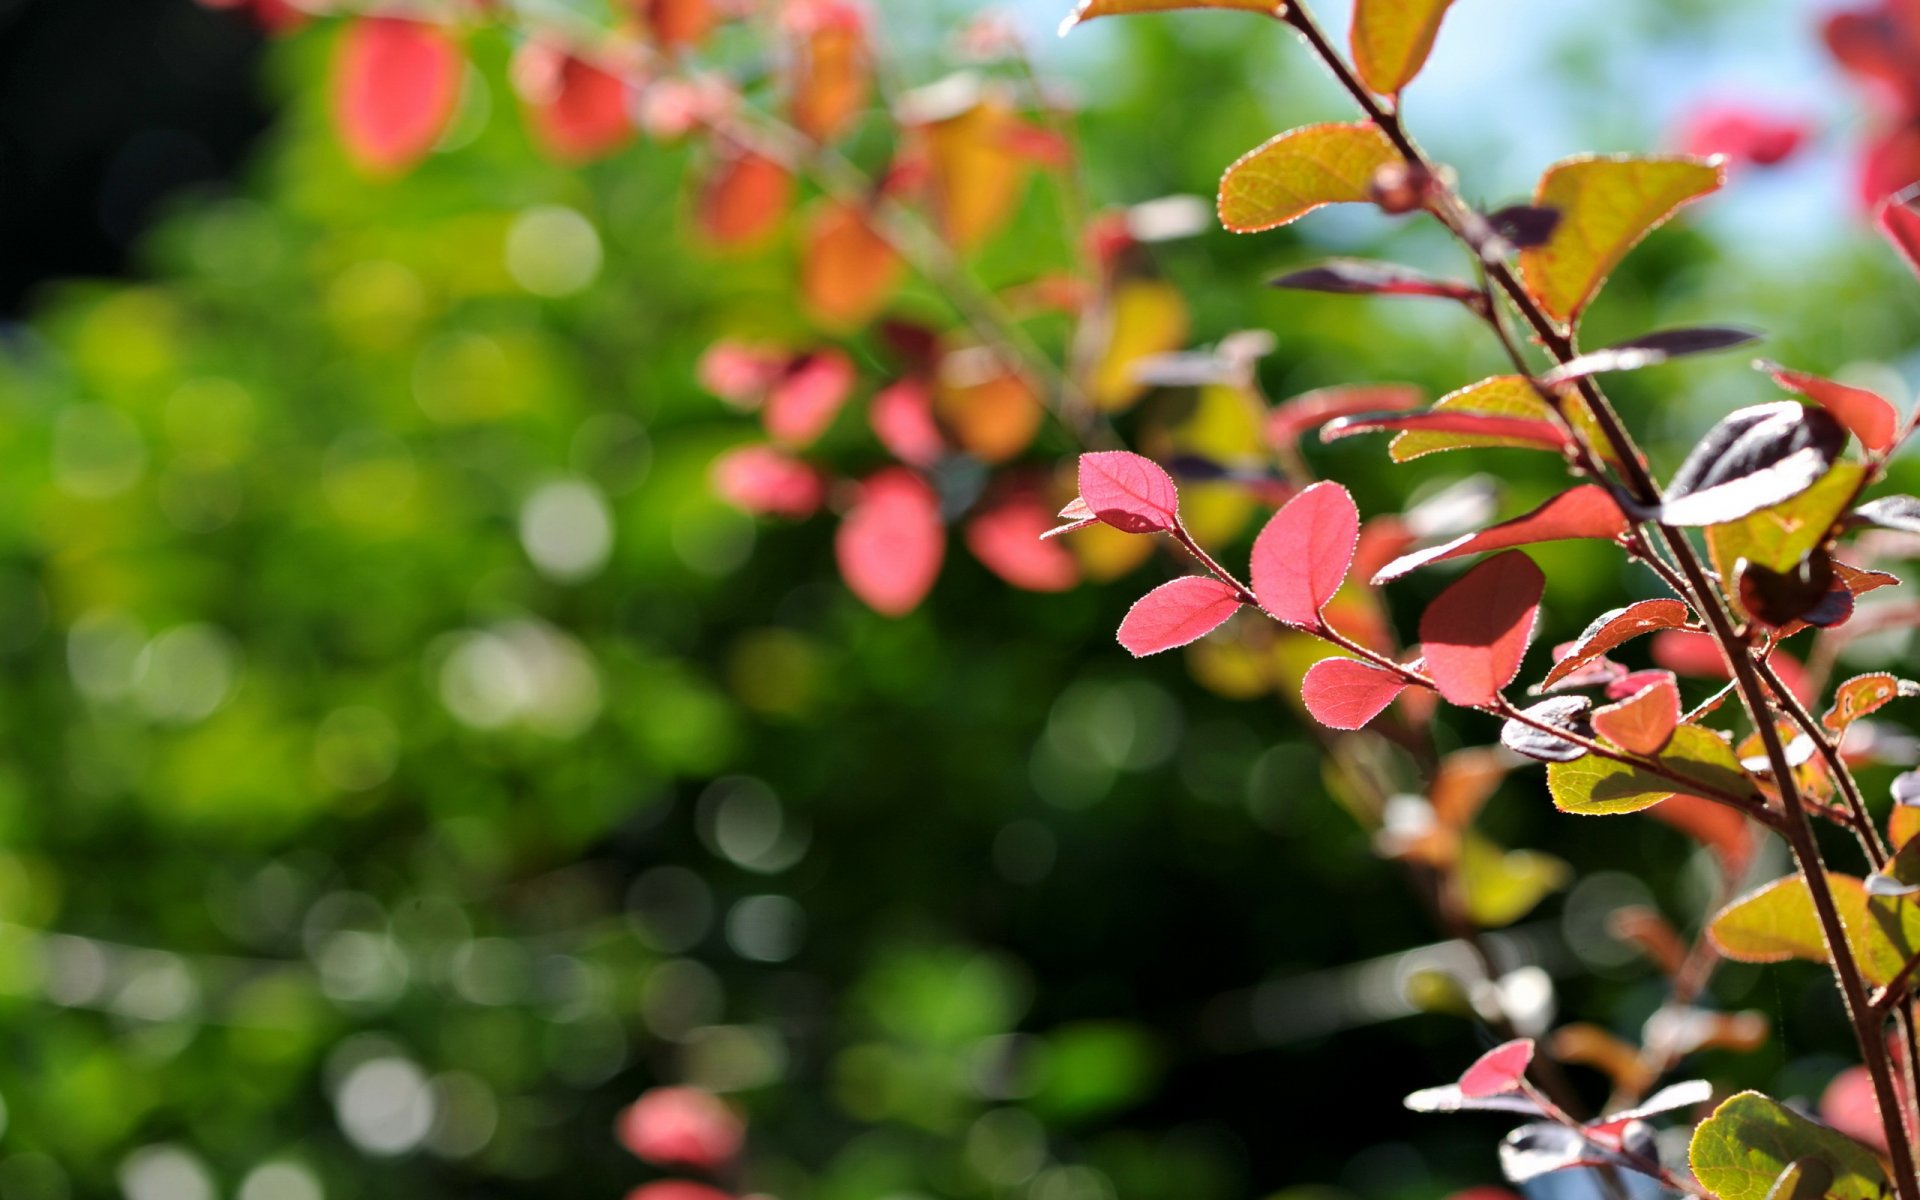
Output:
[
  {"xmin": 1709, "ymin": 872, "xmax": 1920, "ymax": 987},
  {"xmin": 1351, "ymin": 0, "xmax": 1454, "ymax": 96},
  {"xmin": 1689, "ymin": 1091, "xmax": 1885, "ymax": 1200},
  {"xmin": 1459, "ymin": 832, "xmax": 1570, "ymax": 928},
  {"xmin": 1706, "ymin": 461, "xmax": 1866, "ymax": 588},
  {"xmin": 1519, "ymin": 156, "xmax": 1724, "ymax": 325},
  {"xmin": 1390, "ymin": 376, "xmax": 1558, "ymax": 461},
  {"xmin": 1547, "ymin": 724, "xmax": 1752, "ymax": 816},
  {"xmin": 1060, "ymin": 0, "xmax": 1281, "ymax": 33},
  {"xmin": 1219, "ymin": 122, "xmax": 1399, "ymax": 234}
]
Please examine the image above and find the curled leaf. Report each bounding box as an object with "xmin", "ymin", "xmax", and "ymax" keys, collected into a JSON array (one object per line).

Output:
[
  {"xmin": 1324, "ymin": 410, "xmax": 1569, "ymax": 454},
  {"xmin": 1658, "ymin": 402, "xmax": 1848, "ymax": 527},
  {"xmin": 1541, "ymin": 599, "xmax": 1691, "ymax": 690},
  {"xmin": 1269, "ymin": 259, "xmax": 1476, "ymax": 301},
  {"xmin": 1266, "ymin": 384, "xmax": 1422, "ymax": 449},
  {"xmin": 1459, "ymin": 1038, "xmax": 1534, "ymax": 1098},
  {"xmin": 1386, "ymin": 376, "xmax": 1571, "ymax": 461},
  {"xmin": 1537, "ymin": 326, "xmax": 1761, "ymax": 387},
  {"xmin": 1852, "ymin": 494, "xmax": 1920, "ymax": 534},
  {"xmin": 1760, "ymin": 362, "xmax": 1899, "ymax": 455},
  {"xmin": 1374, "ymin": 485, "xmax": 1626, "ymax": 582}
]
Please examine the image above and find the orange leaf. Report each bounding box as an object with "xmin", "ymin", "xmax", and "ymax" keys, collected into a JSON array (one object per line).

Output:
[
  {"xmin": 801, "ymin": 201, "xmax": 905, "ymax": 330},
  {"xmin": 788, "ymin": 0, "xmax": 870, "ymax": 143},
  {"xmin": 332, "ymin": 17, "xmax": 465, "ymax": 177},
  {"xmin": 1591, "ymin": 676, "xmax": 1680, "ymax": 756},
  {"xmin": 917, "ymin": 94, "xmax": 1033, "ymax": 251},
  {"xmin": 1518, "ymin": 156, "xmax": 1723, "ymax": 325},
  {"xmin": 698, "ymin": 147, "xmax": 794, "ymax": 248},
  {"xmin": 1219, "ymin": 122, "xmax": 1399, "ymax": 234},
  {"xmin": 645, "ymin": 0, "xmax": 716, "ymax": 49},
  {"xmin": 937, "ymin": 354, "xmax": 1043, "ymax": 462},
  {"xmin": 1350, "ymin": 0, "xmax": 1454, "ymax": 96}
]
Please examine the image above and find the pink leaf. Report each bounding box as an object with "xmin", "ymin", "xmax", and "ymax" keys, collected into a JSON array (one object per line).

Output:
[
  {"xmin": 1760, "ymin": 361, "xmax": 1899, "ymax": 455},
  {"xmin": 1116, "ymin": 576, "xmax": 1242, "ymax": 656},
  {"xmin": 616, "ymin": 1087, "xmax": 744, "ymax": 1170},
  {"xmin": 765, "ymin": 350, "xmax": 857, "ymax": 446},
  {"xmin": 1418, "ymin": 551, "xmax": 1544, "ymax": 707},
  {"xmin": 835, "ymin": 468, "xmax": 944, "ymax": 615},
  {"xmin": 1541, "ymin": 599, "xmax": 1690, "ymax": 690},
  {"xmin": 966, "ymin": 490, "xmax": 1079, "ymax": 593},
  {"xmin": 1077, "ymin": 451, "xmax": 1179, "ymax": 534},
  {"xmin": 1591, "ymin": 676, "xmax": 1681, "ymax": 756},
  {"xmin": 1879, "ymin": 183, "xmax": 1920, "ymax": 281},
  {"xmin": 1265, "ymin": 384, "xmax": 1422, "ymax": 451},
  {"xmin": 1459, "ymin": 1038, "xmax": 1535, "ymax": 1098},
  {"xmin": 1676, "ymin": 105, "xmax": 1807, "ymax": 168},
  {"xmin": 332, "ymin": 17, "xmax": 465, "ymax": 176},
  {"xmin": 698, "ymin": 341, "xmax": 786, "ymax": 405},
  {"xmin": 1251, "ymin": 481, "xmax": 1360, "ymax": 626},
  {"xmin": 1301, "ymin": 657, "xmax": 1409, "ymax": 730},
  {"xmin": 1374, "ymin": 485, "xmax": 1627, "ymax": 582},
  {"xmin": 711, "ymin": 445, "xmax": 828, "ymax": 518},
  {"xmin": 869, "ymin": 379, "xmax": 946, "ymax": 466}
]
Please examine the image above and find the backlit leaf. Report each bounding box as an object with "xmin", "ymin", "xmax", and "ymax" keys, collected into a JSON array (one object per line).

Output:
[
  {"xmin": 917, "ymin": 92, "xmax": 1034, "ymax": 251},
  {"xmin": 1659, "ymin": 402, "xmax": 1849, "ymax": 527},
  {"xmin": 1459, "ymin": 1038, "xmax": 1534, "ymax": 1098},
  {"xmin": 1351, "ymin": 0, "xmax": 1454, "ymax": 96},
  {"xmin": 1059, "ymin": 0, "xmax": 1282, "ymax": 35},
  {"xmin": 332, "ymin": 17, "xmax": 465, "ymax": 177},
  {"xmin": 1375, "ymin": 485, "xmax": 1626, "ymax": 581},
  {"xmin": 1386, "ymin": 376, "xmax": 1570, "ymax": 461},
  {"xmin": 1591, "ymin": 676, "xmax": 1680, "ymax": 756},
  {"xmin": 1116, "ymin": 576, "xmax": 1242, "ymax": 656},
  {"xmin": 646, "ymin": 0, "xmax": 716, "ymax": 48},
  {"xmin": 764, "ymin": 350, "xmax": 857, "ymax": 446},
  {"xmin": 965, "ymin": 489, "xmax": 1079, "ymax": 593},
  {"xmin": 1689, "ymin": 1091, "xmax": 1886, "ymax": 1200},
  {"xmin": 1540, "ymin": 600, "xmax": 1690, "ymax": 689},
  {"xmin": 1218, "ymin": 122, "xmax": 1400, "ymax": 234},
  {"xmin": 1519, "ymin": 156, "xmax": 1723, "ymax": 325},
  {"xmin": 1852, "ymin": 494, "xmax": 1920, "ymax": 534},
  {"xmin": 1459, "ymin": 834, "xmax": 1570, "ymax": 928},
  {"xmin": 835, "ymin": 468, "xmax": 945, "ymax": 615},
  {"xmin": 1706, "ymin": 461, "xmax": 1864, "ymax": 586},
  {"xmin": 1265, "ymin": 384, "xmax": 1423, "ymax": 449},
  {"xmin": 1418, "ymin": 552, "xmax": 1543, "ymax": 706},
  {"xmin": 1537, "ymin": 326, "xmax": 1761, "ymax": 387},
  {"xmin": 1878, "ymin": 182, "xmax": 1920, "ymax": 280},
  {"xmin": 1078, "ymin": 451, "xmax": 1180, "ymax": 534},
  {"xmin": 936, "ymin": 359, "xmax": 1042, "ymax": 463},
  {"xmin": 711, "ymin": 445, "xmax": 828, "ymax": 518},
  {"xmin": 1301, "ymin": 657, "xmax": 1408, "ymax": 730},
  {"xmin": 1251, "ymin": 481, "xmax": 1359, "ymax": 626},
  {"xmin": 1269, "ymin": 259, "xmax": 1477, "ymax": 301},
  {"xmin": 802, "ymin": 201, "xmax": 905, "ymax": 330},
  {"xmin": 1548, "ymin": 725, "xmax": 1751, "ymax": 816},
  {"xmin": 1708, "ymin": 876, "xmax": 1834, "ymax": 965},
  {"xmin": 1824, "ymin": 673, "xmax": 1906, "ymax": 733},
  {"xmin": 1328, "ymin": 409, "xmax": 1569, "ymax": 455},
  {"xmin": 1760, "ymin": 362, "xmax": 1899, "ymax": 455}
]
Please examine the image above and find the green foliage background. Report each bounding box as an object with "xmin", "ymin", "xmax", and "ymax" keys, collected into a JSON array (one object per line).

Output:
[{"xmin": 0, "ymin": 5, "xmax": 1917, "ymax": 1200}]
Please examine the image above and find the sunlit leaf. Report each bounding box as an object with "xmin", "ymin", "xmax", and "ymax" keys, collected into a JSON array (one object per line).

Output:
[
  {"xmin": 1760, "ymin": 362, "xmax": 1899, "ymax": 455},
  {"xmin": 1090, "ymin": 279, "xmax": 1190, "ymax": 412},
  {"xmin": 965, "ymin": 488, "xmax": 1079, "ymax": 593},
  {"xmin": 1418, "ymin": 552, "xmax": 1543, "ymax": 706},
  {"xmin": 1374, "ymin": 485, "xmax": 1625, "ymax": 581},
  {"xmin": 1060, "ymin": 0, "xmax": 1282, "ymax": 36},
  {"xmin": 1499, "ymin": 696, "xmax": 1592, "ymax": 763},
  {"xmin": 916, "ymin": 91, "xmax": 1035, "ymax": 251},
  {"xmin": 1459, "ymin": 1038, "xmax": 1534, "ymax": 1098},
  {"xmin": 1251, "ymin": 481, "xmax": 1359, "ymax": 626},
  {"xmin": 1218, "ymin": 122, "xmax": 1400, "ymax": 234},
  {"xmin": 1852, "ymin": 494, "xmax": 1920, "ymax": 534},
  {"xmin": 1689, "ymin": 1091, "xmax": 1886, "ymax": 1200},
  {"xmin": 1460, "ymin": 833, "xmax": 1570, "ymax": 928},
  {"xmin": 1266, "ymin": 384, "xmax": 1422, "ymax": 449},
  {"xmin": 870, "ymin": 379, "xmax": 946, "ymax": 466},
  {"xmin": 711, "ymin": 445, "xmax": 828, "ymax": 518},
  {"xmin": 1540, "ymin": 599, "xmax": 1690, "ymax": 690},
  {"xmin": 518, "ymin": 47, "xmax": 634, "ymax": 165},
  {"xmin": 1518, "ymin": 155, "xmax": 1723, "ymax": 325},
  {"xmin": 332, "ymin": 17, "xmax": 465, "ymax": 177},
  {"xmin": 646, "ymin": 0, "xmax": 716, "ymax": 48},
  {"xmin": 1301, "ymin": 656, "xmax": 1408, "ymax": 730},
  {"xmin": 835, "ymin": 468, "xmax": 945, "ymax": 615},
  {"xmin": 1708, "ymin": 876, "xmax": 1833, "ymax": 964},
  {"xmin": 1659, "ymin": 402, "xmax": 1848, "ymax": 527},
  {"xmin": 1591, "ymin": 676, "xmax": 1679, "ymax": 756},
  {"xmin": 1706, "ymin": 461, "xmax": 1864, "ymax": 587},
  {"xmin": 1548, "ymin": 725, "xmax": 1751, "ymax": 816},
  {"xmin": 1350, "ymin": 0, "xmax": 1454, "ymax": 96},
  {"xmin": 1825, "ymin": 672, "xmax": 1911, "ymax": 733},
  {"xmin": 1077, "ymin": 451, "xmax": 1180, "ymax": 534},
  {"xmin": 1116, "ymin": 576, "xmax": 1242, "ymax": 656},
  {"xmin": 1386, "ymin": 376, "xmax": 1568, "ymax": 461},
  {"xmin": 802, "ymin": 200, "xmax": 905, "ymax": 330},
  {"xmin": 936, "ymin": 358, "xmax": 1042, "ymax": 463},
  {"xmin": 764, "ymin": 350, "xmax": 857, "ymax": 446},
  {"xmin": 1328, "ymin": 409, "xmax": 1569, "ymax": 455}
]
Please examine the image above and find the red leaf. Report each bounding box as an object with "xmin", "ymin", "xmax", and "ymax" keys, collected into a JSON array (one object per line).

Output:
[
  {"xmin": 1374, "ymin": 485, "xmax": 1626, "ymax": 582},
  {"xmin": 1301, "ymin": 657, "xmax": 1409, "ymax": 730},
  {"xmin": 1880, "ymin": 183, "xmax": 1920, "ymax": 281},
  {"xmin": 617, "ymin": 1086, "xmax": 743, "ymax": 1170},
  {"xmin": 1251, "ymin": 481, "xmax": 1359, "ymax": 626},
  {"xmin": 1321, "ymin": 410, "xmax": 1570, "ymax": 451},
  {"xmin": 519, "ymin": 47, "xmax": 633, "ymax": 164},
  {"xmin": 1760, "ymin": 361, "xmax": 1900, "ymax": 454},
  {"xmin": 1116, "ymin": 576, "xmax": 1242, "ymax": 656},
  {"xmin": 1591, "ymin": 676, "xmax": 1680, "ymax": 755},
  {"xmin": 1459, "ymin": 1038, "xmax": 1534, "ymax": 1098},
  {"xmin": 869, "ymin": 379, "xmax": 945, "ymax": 466},
  {"xmin": 627, "ymin": 1185, "xmax": 735, "ymax": 1200},
  {"xmin": 764, "ymin": 351, "xmax": 856, "ymax": 446},
  {"xmin": 1418, "ymin": 552, "xmax": 1544, "ymax": 707},
  {"xmin": 835, "ymin": 468, "xmax": 944, "ymax": 615},
  {"xmin": 965, "ymin": 490, "xmax": 1079, "ymax": 593},
  {"xmin": 1541, "ymin": 599, "xmax": 1690, "ymax": 689},
  {"xmin": 1265, "ymin": 384, "xmax": 1422, "ymax": 451},
  {"xmin": 1077, "ymin": 451, "xmax": 1179, "ymax": 534},
  {"xmin": 332, "ymin": 17, "xmax": 465, "ymax": 177},
  {"xmin": 711, "ymin": 445, "xmax": 827, "ymax": 519},
  {"xmin": 698, "ymin": 147, "xmax": 794, "ymax": 248}
]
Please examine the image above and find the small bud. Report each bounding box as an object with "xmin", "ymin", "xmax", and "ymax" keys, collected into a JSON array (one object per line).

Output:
[{"xmin": 1369, "ymin": 161, "xmax": 1432, "ymax": 215}]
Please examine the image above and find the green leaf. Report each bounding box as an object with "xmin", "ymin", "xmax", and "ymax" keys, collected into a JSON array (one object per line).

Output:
[
  {"xmin": 1519, "ymin": 156, "xmax": 1724, "ymax": 325},
  {"xmin": 1706, "ymin": 461, "xmax": 1866, "ymax": 586},
  {"xmin": 1350, "ymin": 0, "xmax": 1454, "ymax": 96},
  {"xmin": 1218, "ymin": 123, "xmax": 1399, "ymax": 234},
  {"xmin": 1709, "ymin": 872, "xmax": 1920, "ymax": 987},
  {"xmin": 1459, "ymin": 832, "xmax": 1570, "ymax": 928},
  {"xmin": 1689, "ymin": 1091, "xmax": 1885, "ymax": 1200},
  {"xmin": 1389, "ymin": 376, "xmax": 1558, "ymax": 461},
  {"xmin": 1060, "ymin": 0, "xmax": 1282, "ymax": 33},
  {"xmin": 1547, "ymin": 725, "xmax": 1752, "ymax": 816}
]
